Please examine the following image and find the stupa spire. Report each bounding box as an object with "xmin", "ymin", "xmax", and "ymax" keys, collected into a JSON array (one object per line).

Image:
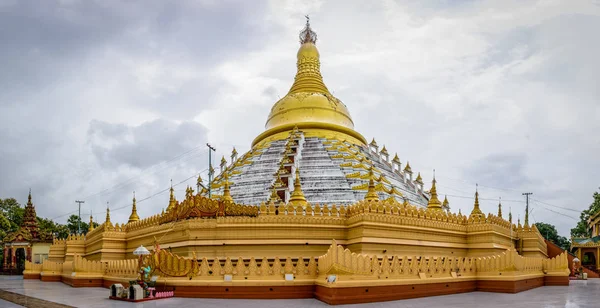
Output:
[
  {"xmin": 254, "ymin": 16, "xmax": 366, "ymax": 147},
  {"xmin": 88, "ymin": 211, "xmax": 94, "ymax": 232},
  {"xmin": 442, "ymin": 195, "xmax": 450, "ymax": 211},
  {"xmin": 289, "ymin": 167, "xmax": 307, "ymax": 207},
  {"xmin": 289, "ymin": 16, "xmax": 328, "ymax": 95},
  {"xmin": 427, "ymin": 172, "xmax": 442, "ymax": 211},
  {"xmin": 128, "ymin": 191, "xmax": 140, "ymax": 224},
  {"xmin": 498, "ymin": 197, "xmax": 503, "ymax": 218},
  {"xmin": 221, "ymin": 173, "xmax": 234, "ymax": 203},
  {"xmin": 469, "ymin": 184, "xmax": 484, "ymax": 219},
  {"xmin": 364, "ymin": 166, "xmax": 380, "ymax": 202},
  {"xmin": 105, "ymin": 202, "xmax": 113, "ymax": 228}
]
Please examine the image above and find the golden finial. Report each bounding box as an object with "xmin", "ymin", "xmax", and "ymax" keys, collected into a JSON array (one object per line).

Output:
[
  {"xmin": 364, "ymin": 166, "xmax": 379, "ymax": 202},
  {"xmin": 498, "ymin": 197, "xmax": 503, "ymax": 218},
  {"xmin": 197, "ymin": 174, "xmax": 203, "ymax": 185},
  {"xmin": 470, "ymin": 184, "xmax": 484, "ymax": 218},
  {"xmin": 231, "ymin": 147, "xmax": 238, "ymax": 159},
  {"xmin": 415, "ymin": 172, "xmax": 423, "ymax": 184},
  {"xmin": 426, "ymin": 173, "xmax": 442, "ymax": 211},
  {"xmin": 299, "ymin": 15, "xmax": 317, "ymax": 44},
  {"xmin": 458, "ymin": 208, "xmax": 462, "ymax": 216},
  {"xmin": 221, "ymin": 173, "xmax": 234, "ymax": 203},
  {"xmin": 128, "ymin": 191, "xmax": 140, "ymax": 223},
  {"xmin": 509, "ymin": 207, "xmax": 513, "ymax": 223},
  {"xmin": 220, "ymin": 156, "xmax": 227, "ymax": 167},
  {"xmin": 209, "ymin": 165, "xmax": 215, "ymax": 176},
  {"xmin": 380, "ymin": 145, "xmax": 388, "ymax": 155},
  {"xmin": 403, "ymin": 161, "xmax": 412, "ymax": 173},
  {"xmin": 289, "ymin": 167, "xmax": 307, "ymax": 207},
  {"xmin": 392, "ymin": 153, "xmax": 400, "ymax": 164},
  {"xmin": 169, "ymin": 179, "xmax": 174, "ymax": 201},
  {"xmin": 442, "ymin": 195, "xmax": 449, "ymax": 210},
  {"xmin": 370, "ymin": 138, "xmax": 378, "ymax": 147}
]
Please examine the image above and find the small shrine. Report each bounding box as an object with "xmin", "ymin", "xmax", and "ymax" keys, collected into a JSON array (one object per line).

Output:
[
  {"xmin": 2, "ymin": 191, "xmax": 52, "ymax": 274},
  {"xmin": 571, "ymin": 210, "xmax": 600, "ymax": 273}
]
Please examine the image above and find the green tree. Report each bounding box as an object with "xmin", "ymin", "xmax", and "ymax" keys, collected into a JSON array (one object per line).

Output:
[
  {"xmin": 0, "ymin": 198, "xmax": 24, "ymax": 232},
  {"xmin": 37, "ymin": 217, "xmax": 69, "ymax": 239},
  {"xmin": 571, "ymin": 190, "xmax": 600, "ymax": 238},
  {"xmin": 0, "ymin": 211, "xmax": 10, "ymax": 263},
  {"xmin": 535, "ymin": 222, "xmax": 571, "ymax": 251},
  {"xmin": 65, "ymin": 215, "xmax": 97, "ymax": 235}
]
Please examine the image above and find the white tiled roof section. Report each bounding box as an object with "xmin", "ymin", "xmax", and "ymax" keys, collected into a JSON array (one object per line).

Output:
[{"xmin": 212, "ymin": 137, "xmax": 429, "ymax": 208}]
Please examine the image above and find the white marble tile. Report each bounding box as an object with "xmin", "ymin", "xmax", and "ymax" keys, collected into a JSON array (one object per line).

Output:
[{"xmin": 1, "ymin": 276, "xmax": 599, "ymax": 308}]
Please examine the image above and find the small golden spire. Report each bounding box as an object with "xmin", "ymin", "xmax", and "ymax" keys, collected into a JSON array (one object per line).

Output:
[
  {"xmin": 221, "ymin": 173, "xmax": 234, "ymax": 203},
  {"xmin": 415, "ymin": 172, "xmax": 423, "ymax": 184},
  {"xmin": 105, "ymin": 202, "xmax": 112, "ymax": 227},
  {"xmin": 273, "ymin": 173, "xmax": 286, "ymax": 189},
  {"xmin": 392, "ymin": 153, "xmax": 400, "ymax": 164},
  {"xmin": 289, "ymin": 167, "xmax": 307, "ymax": 207},
  {"xmin": 403, "ymin": 161, "xmax": 412, "ymax": 173},
  {"xmin": 128, "ymin": 191, "xmax": 140, "ymax": 223},
  {"xmin": 509, "ymin": 207, "xmax": 513, "ymax": 223},
  {"xmin": 442, "ymin": 195, "xmax": 449, "ymax": 210},
  {"xmin": 268, "ymin": 187, "xmax": 282, "ymax": 204},
  {"xmin": 197, "ymin": 174, "xmax": 203, "ymax": 185},
  {"xmin": 458, "ymin": 208, "xmax": 462, "ymax": 216},
  {"xmin": 498, "ymin": 197, "xmax": 503, "ymax": 218},
  {"xmin": 364, "ymin": 166, "xmax": 380, "ymax": 202},
  {"xmin": 167, "ymin": 180, "xmax": 177, "ymax": 212},
  {"xmin": 426, "ymin": 175, "xmax": 442, "ymax": 211},
  {"xmin": 370, "ymin": 138, "xmax": 378, "ymax": 147},
  {"xmin": 88, "ymin": 211, "xmax": 94, "ymax": 232},
  {"xmin": 380, "ymin": 145, "xmax": 388, "ymax": 155},
  {"xmin": 469, "ymin": 184, "xmax": 484, "ymax": 218},
  {"xmin": 231, "ymin": 147, "xmax": 238, "ymax": 159}
]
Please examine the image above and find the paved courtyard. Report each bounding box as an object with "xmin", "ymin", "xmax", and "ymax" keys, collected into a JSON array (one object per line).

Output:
[{"xmin": 0, "ymin": 276, "xmax": 598, "ymax": 307}]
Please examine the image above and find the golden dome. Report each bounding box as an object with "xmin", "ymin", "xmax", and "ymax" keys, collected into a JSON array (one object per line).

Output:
[{"xmin": 252, "ymin": 19, "xmax": 366, "ymax": 146}]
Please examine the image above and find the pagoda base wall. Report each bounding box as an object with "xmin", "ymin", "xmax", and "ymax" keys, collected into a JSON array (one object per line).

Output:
[
  {"xmin": 476, "ymin": 277, "xmax": 544, "ymax": 293},
  {"xmin": 174, "ymin": 285, "xmax": 315, "ymax": 299},
  {"xmin": 314, "ymin": 280, "xmax": 476, "ymax": 305},
  {"xmin": 23, "ymin": 273, "xmax": 40, "ymax": 280}
]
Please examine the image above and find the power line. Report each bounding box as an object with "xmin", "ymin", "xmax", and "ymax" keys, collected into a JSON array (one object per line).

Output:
[
  {"xmin": 51, "ymin": 168, "xmax": 209, "ymax": 221},
  {"xmin": 531, "ymin": 200, "xmax": 578, "ymax": 221},
  {"xmin": 532, "ymin": 198, "xmax": 580, "ymax": 213},
  {"xmin": 80, "ymin": 145, "xmax": 207, "ymax": 200}
]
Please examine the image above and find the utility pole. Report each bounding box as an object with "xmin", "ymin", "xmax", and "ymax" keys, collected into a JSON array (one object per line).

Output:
[
  {"xmin": 522, "ymin": 192, "xmax": 533, "ymax": 226},
  {"xmin": 75, "ymin": 200, "xmax": 85, "ymax": 234},
  {"xmin": 206, "ymin": 143, "xmax": 216, "ymax": 198}
]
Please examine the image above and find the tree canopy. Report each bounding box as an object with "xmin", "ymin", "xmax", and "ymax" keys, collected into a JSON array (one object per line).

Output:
[
  {"xmin": 535, "ymin": 222, "xmax": 570, "ymax": 251},
  {"xmin": 570, "ymin": 189, "xmax": 600, "ymax": 238}
]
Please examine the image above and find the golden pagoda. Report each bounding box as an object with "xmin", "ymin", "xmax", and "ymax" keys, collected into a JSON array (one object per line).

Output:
[{"xmin": 27, "ymin": 17, "xmax": 568, "ymax": 305}]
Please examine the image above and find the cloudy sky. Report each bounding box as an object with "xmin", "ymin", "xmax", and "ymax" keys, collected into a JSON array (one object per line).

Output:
[{"xmin": 1, "ymin": 0, "xmax": 598, "ymax": 236}]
